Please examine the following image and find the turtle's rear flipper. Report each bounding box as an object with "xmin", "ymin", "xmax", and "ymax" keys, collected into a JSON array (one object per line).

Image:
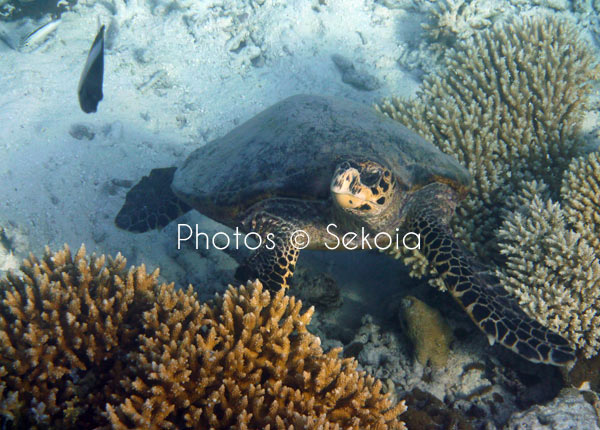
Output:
[
  {"xmin": 406, "ymin": 184, "xmax": 575, "ymax": 366},
  {"xmin": 234, "ymin": 212, "xmax": 300, "ymax": 290},
  {"xmin": 115, "ymin": 167, "xmax": 192, "ymax": 233}
]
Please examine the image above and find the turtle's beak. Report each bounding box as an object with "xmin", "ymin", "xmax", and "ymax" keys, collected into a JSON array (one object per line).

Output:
[
  {"xmin": 331, "ymin": 167, "xmax": 369, "ymax": 207},
  {"xmin": 330, "ymin": 167, "xmax": 384, "ymax": 214},
  {"xmin": 332, "ymin": 191, "xmax": 372, "ymax": 209}
]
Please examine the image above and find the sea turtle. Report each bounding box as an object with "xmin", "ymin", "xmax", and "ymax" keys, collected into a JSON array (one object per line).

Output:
[{"xmin": 115, "ymin": 94, "xmax": 575, "ymax": 366}]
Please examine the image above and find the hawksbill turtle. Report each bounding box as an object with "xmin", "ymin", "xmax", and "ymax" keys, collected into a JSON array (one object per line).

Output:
[{"xmin": 115, "ymin": 94, "xmax": 575, "ymax": 366}]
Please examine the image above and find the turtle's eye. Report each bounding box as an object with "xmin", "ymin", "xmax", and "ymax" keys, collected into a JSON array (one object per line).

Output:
[{"xmin": 361, "ymin": 170, "xmax": 380, "ymax": 186}]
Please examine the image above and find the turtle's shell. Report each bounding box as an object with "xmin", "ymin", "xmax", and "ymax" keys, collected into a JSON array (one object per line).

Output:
[{"xmin": 173, "ymin": 94, "xmax": 470, "ymax": 225}]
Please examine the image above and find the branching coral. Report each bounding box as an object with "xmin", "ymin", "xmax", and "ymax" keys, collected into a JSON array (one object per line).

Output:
[
  {"xmin": 422, "ymin": 0, "xmax": 505, "ymax": 45},
  {"xmin": 561, "ymin": 151, "xmax": 600, "ymax": 254},
  {"xmin": 379, "ymin": 16, "xmax": 599, "ymax": 262},
  {"xmin": 0, "ymin": 245, "xmax": 159, "ymax": 428},
  {"xmin": 379, "ymin": 16, "xmax": 600, "ymax": 358},
  {"xmin": 497, "ymin": 153, "xmax": 600, "ymax": 358},
  {"xmin": 0, "ymin": 246, "xmax": 406, "ymax": 429},
  {"xmin": 109, "ymin": 280, "xmax": 406, "ymax": 429}
]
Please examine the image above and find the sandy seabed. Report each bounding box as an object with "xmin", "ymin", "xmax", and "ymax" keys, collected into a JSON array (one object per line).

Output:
[{"xmin": 0, "ymin": 0, "xmax": 419, "ymax": 287}]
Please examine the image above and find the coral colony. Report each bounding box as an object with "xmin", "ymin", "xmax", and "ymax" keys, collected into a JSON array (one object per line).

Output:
[
  {"xmin": 379, "ymin": 17, "xmax": 598, "ymax": 262},
  {"xmin": 0, "ymin": 246, "xmax": 406, "ymax": 429}
]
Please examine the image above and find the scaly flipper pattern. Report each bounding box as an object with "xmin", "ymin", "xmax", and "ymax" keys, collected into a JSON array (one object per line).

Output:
[
  {"xmin": 235, "ymin": 211, "xmax": 300, "ymax": 290},
  {"xmin": 115, "ymin": 167, "xmax": 192, "ymax": 232},
  {"xmin": 404, "ymin": 183, "xmax": 575, "ymax": 366}
]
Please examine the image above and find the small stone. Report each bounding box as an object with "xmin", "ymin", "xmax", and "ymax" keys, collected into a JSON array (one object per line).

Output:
[
  {"xmin": 331, "ymin": 54, "xmax": 381, "ymax": 91},
  {"xmin": 289, "ymin": 267, "xmax": 342, "ymax": 310},
  {"xmin": 102, "ymin": 121, "xmax": 124, "ymax": 142},
  {"xmin": 133, "ymin": 48, "xmax": 150, "ymax": 64},
  {"xmin": 92, "ymin": 228, "xmax": 107, "ymax": 244},
  {"xmin": 111, "ymin": 178, "xmax": 134, "ymax": 189},
  {"xmin": 69, "ymin": 123, "xmax": 95, "ymax": 141}
]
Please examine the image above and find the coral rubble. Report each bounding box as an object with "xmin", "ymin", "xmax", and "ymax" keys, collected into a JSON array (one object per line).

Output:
[
  {"xmin": 401, "ymin": 388, "xmax": 473, "ymax": 430},
  {"xmin": 505, "ymin": 388, "xmax": 600, "ymax": 430},
  {"xmin": 0, "ymin": 0, "xmax": 77, "ymax": 20},
  {"xmin": 0, "ymin": 224, "xmax": 27, "ymax": 275},
  {"xmin": 422, "ymin": 0, "xmax": 505, "ymax": 46},
  {"xmin": 289, "ymin": 266, "xmax": 342, "ymax": 311},
  {"xmin": 0, "ymin": 245, "xmax": 406, "ymax": 429}
]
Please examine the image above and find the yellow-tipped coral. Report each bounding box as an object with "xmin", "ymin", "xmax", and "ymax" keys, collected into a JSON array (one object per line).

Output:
[
  {"xmin": 561, "ymin": 151, "xmax": 600, "ymax": 254},
  {"xmin": 0, "ymin": 244, "xmax": 158, "ymax": 428},
  {"xmin": 109, "ymin": 280, "xmax": 406, "ymax": 429},
  {"xmin": 379, "ymin": 16, "xmax": 599, "ymax": 262},
  {"xmin": 497, "ymin": 152, "xmax": 600, "ymax": 358},
  {"xmin": 0, "ymin": 246, "xmax": 407, "ymax": 429}
]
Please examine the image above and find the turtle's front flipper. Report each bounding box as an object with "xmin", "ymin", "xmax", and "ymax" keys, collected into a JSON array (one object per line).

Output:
[
  {"xmin": 235, "ymin": 211, "xmax": 300, "ymax": 290},
  {"xmin": 115, "ymin": 167, "xmax": 192, "ymax": 233},
  {"xmin": 405, "ymin": 184, "xmax": 575, "ymax": 366}
]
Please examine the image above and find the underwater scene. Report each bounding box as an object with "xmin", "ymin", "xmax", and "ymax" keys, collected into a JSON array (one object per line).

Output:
[{"xmin": 1, "ymin": 0, "xmax": 600, "ymax": 428}]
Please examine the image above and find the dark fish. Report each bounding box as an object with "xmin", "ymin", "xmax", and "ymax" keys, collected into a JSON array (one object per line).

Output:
[{"xmin": 78, "ymin": 25, "xmax": 105, "ymax": 114}]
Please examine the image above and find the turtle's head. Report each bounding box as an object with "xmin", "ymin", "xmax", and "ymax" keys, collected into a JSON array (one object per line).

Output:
[{"xmin": 330, "ymin": 160, "xmax": 397, "ymax": 221}]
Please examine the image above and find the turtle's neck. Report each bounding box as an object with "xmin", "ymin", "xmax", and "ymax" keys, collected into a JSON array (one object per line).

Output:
[{"xmin": 400, "ymin": 183, "xmax": 459, "ymax": 231}]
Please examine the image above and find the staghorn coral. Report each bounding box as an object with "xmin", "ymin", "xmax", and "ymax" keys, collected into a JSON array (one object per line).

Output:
[
  {"xmin": 0, "ymin": 246, "xmax": 406, "ymax": 429},
  {"xmin": 497, "ymin": 152, "xmax": 600, "ymax": 358},
  {"xmin": 380, "ymin": 16, "xmax": 600, "ymax": 359},
  {"xmin": 379, "ymin": 16, "xmax": 599, "ymax": 264},
  {"xmin": 561, "ymin": 151, "xmax": 600, "ymax": 254},
  {"xmin": 0, "ymin": 244, "xmax": 159, "ymax": 429},
  {"xmin": 109, "ymin": 279, "xmax": 406, "ymax": 429}
]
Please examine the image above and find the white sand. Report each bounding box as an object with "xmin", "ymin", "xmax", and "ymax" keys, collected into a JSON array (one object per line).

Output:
[{"xmin": 0, "ymin": 0, "xmax": 419, "ymax": 282}]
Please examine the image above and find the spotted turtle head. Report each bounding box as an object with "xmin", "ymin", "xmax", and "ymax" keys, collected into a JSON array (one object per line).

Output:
[{"xmin": 330, "ymin": 160, "xmax": 396, "ymax": 219}]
